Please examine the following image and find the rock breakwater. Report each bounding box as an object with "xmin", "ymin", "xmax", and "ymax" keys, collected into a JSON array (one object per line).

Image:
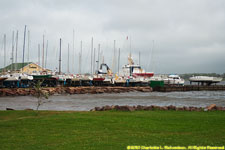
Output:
[
  {"xmin": 91, "ymin": 104, "xmax": 225, "ymax": 111},
  {"xmin": 0, "ymin": 86, "xmax": 152, "ymax": 96}
]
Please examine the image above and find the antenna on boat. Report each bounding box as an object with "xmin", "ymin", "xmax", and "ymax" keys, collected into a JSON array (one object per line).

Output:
[
  {"xmin": 67, "ymin": 43, "xmax": 70, "ymax": 73},
  {"xmin": 45, "ymin": 40, "xmax": 48, "ymax": 68},
  {"xmin": 15, "ymin": 30, "xmax": 18, "ymax": 71},
  {"xmin": 59, "ymin": 38, "xmax": 62, "ymax": 75},
  {"xmin": 22, "ymin": 25, "xmax": 27, "ymax": 72}
]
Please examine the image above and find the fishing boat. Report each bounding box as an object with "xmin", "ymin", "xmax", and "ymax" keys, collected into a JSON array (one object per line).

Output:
[{"xmin": 121, "ymin": 54, "xmax": 154, "ymax": 78}]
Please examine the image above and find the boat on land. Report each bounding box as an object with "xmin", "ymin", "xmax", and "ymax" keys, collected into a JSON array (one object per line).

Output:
[
  {"xmin": 189, "ymin": 76, "xmax": 223, "ymax": 84},
  {"xmin": 121, "ymin": 54, "xmax": 154, "ymax": 78},
  {"xmin": 163, "ymin": 74, "xmax": 185, "ymax": 85}
]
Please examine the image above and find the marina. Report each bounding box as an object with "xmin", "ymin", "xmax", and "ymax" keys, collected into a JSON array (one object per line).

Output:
[{"xmin": 1, "ymin": 1, "xmax": 225, "ymax": 149}]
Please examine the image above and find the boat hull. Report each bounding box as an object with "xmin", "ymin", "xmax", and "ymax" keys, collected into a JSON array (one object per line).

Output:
[{"xmin": 133, "ymin": 73, "xmax": 154, "ymax": 78}]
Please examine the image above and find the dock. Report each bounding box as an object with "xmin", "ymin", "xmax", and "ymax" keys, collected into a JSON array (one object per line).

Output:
[{"xmin": 153, "ymin": 85, "xmax": 225, "ymax": 92}]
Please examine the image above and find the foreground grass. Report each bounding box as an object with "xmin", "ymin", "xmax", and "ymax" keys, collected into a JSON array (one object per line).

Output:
[{"xmin": 0, "ymin": 110, "xmax": 224, "ymax": 150}]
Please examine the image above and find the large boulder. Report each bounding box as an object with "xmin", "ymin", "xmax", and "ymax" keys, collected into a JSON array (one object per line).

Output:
[{"xmin": 206, "ymin": 104, "xmax": 216, "ymax": 111}]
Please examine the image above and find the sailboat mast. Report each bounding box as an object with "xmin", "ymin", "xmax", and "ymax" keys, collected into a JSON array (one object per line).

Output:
[
  {"xmin": 78, "ymin": 41, "xmax": 82, "ymax": 74},
  {"xmin": 130, "ymin": 36, "xmax": 131, "ymax": 55},
  {"xmin": 72, "ymin": 29, "xmax": 75, "ymax": 73},
  {"xmin": 67, "ymin": 43, "xmax": 70, "ymax": 73},
  {"xmin": 59, "ymin": 38, "xmax": 62, "ymax": 75},
  {"xmin": 27, "ymin": 30, "xmax": 30, "ymax": 62},
  {"xmin": 22, "ymin": 25, "xmax": 27, "ymax": 71},
  {"xmin": 11, "ymin": 31, "xmax": 15, "ymax": 71},
  {"xmin": 97, "ymin": 43, "xmax": 100, "ymax": 70},
  {"xmin": 91, "ymin": 37, "xmax": 93, "ymax": 74},
  {"xmin": 80, "ymin": 41, "xmax": 82, "ymax": 74},
  {"xmin": 15, "ymin": 30, "xmax": 18, "ymax": 70},
  {"xmin": 139, "ymin": 51, "xmax": 140, "ymax": 65},
  {"xmin": 42, "ymin": 35, "xmax": 45, "ymax": 69},
  {"xmin": 38, "ymin": 44, "xmax": 40, "ymax": 66},
  {"xmin": 118, "ymin": 48, "xmax": 120, "ymax": 74},
  {"xmin": 45, "ymin": 40, "xmax": 48, "ymax": 68},
  {"xmin": 93, "ymin": 48, "xmax": 95, "ymax": 74},
  {"xmin": 112, "ymin": 40, "xmax": 116, "ymax": 73}
]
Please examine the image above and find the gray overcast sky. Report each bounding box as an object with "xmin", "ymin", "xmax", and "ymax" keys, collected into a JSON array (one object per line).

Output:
[{"xmin": 0, "ymin": 0, "xmax": 225, "ymax": 74}]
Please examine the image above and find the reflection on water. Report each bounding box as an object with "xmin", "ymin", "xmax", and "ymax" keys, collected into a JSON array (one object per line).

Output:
[{"xmin": 0, "ymin": 91, "xmax": 225, "ymax": 111}]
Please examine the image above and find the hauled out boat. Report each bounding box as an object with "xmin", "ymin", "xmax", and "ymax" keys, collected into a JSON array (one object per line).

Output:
[
  {"xmin": 189, "ymin": 76, "xmax": 223, "ymax": 85},
  {"xmin": 163, "ymin": 74, "xmax": 185, "ymax": 85},
  {"xmin": 121, "ymin": 54, "xmax": 154, "ymax": 78}
]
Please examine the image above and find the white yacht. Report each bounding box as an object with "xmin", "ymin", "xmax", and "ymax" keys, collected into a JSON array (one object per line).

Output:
[
  {"xmin": 163, "ymin": 74, "xmax": 185, "ymax": 85},
  {"xmin": 189, "ymin": 76, "xmax": 223, "ymax": 83}
]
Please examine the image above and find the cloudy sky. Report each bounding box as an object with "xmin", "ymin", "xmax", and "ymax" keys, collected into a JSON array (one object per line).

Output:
[{"xmin": 0, "ymin": 0, "xmax": 225, "ymax": 74}]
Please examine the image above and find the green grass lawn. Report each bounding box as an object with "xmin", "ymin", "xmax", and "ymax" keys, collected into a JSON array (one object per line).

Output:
[{"xmin": 0, "ymin": 110, "xmax": 224, "ymax": 150}]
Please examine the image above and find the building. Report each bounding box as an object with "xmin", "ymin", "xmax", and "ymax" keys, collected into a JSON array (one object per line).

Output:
[{"xmin": 0, "ymin": 62, "xmax": 51, "ymax": 74}]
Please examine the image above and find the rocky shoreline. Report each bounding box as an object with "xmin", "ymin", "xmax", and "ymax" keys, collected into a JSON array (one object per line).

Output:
[
  {"xmin": 91, "ymin": 104, "xmax": 225, "ymax": 111},
  {"xmin": 0, "ymin": 86, "xmax": 152, "ymax": 96}
]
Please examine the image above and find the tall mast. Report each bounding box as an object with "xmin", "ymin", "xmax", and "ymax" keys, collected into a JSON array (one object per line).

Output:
[
  {"xmin": 45, "ymin": 40, "xmax": 48, "ymax": 68},
  {"xmin": 59, "ymin": 38, "xmax": 62, "ymax": 75},
  {"xmin": 11, "ymin": 31, "xmax": 15, "ymax": 71},
  {"xmin": 139, "ymin": 51, "xmax": 140, "ymax": 65},
  {"xmin": 129, "ymin": 36, "xmax": 131, "ymax": 55},
  {"xmin": 91, "ymin": 37, "xmax": 93, "ymax": 74},
  {"xmin": 97, "ymin": 44, "xmax": 100, "ymax": 70},
  {"xmin": 27, "ymin": 30, "xmax": 30, "ymax": 62},
  {"xmin": 67, "ymin": 43, "xmax": 70, "ymax": 73},
  {"xmin": 15, "ymin": 30, "xmax": 18, "ymax": 70},
  {"xmin": 93, "ymin": 48, "xmax": 96, "ymax": 74},
  {"xmin": 80, "ymin": 41, "xmax": 82, "ymax": 74},
  {"xmin": 150, "ymin": 40, "xmax": 154, "ymax": 71},
  {"xmin": 22, "ymin": 25, "xmax": 27, "ymax": 71},
  {"xmin": 3, "ymin": 34, "xmax": 6, "ymax": 70},
  {"xmin": 42, "ymin": 35, "xmax": 45, "ymax": 69},
  {"xmin": 118, "ymin": 48, "xmax": 120, "ymax": 74},
  {"xmin": 112, "ymin": 40, "xmax": 116, "ymax": 73},
  {"xmin": 38, "ymin": 44, "xmax": 40, "ymax": 66},
  {"xmin": 72, "ymin": 29, "xmax": 75, "ymax": 73}
]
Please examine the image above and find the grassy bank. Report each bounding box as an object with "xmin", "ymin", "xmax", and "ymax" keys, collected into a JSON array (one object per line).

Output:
[{"xmin": 0, "ymin": 110, "xmax": 224, "ymax": 150}]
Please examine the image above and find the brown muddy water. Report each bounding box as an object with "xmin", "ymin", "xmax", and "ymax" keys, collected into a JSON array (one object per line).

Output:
[{"xmin": 0, "ymin": 91, "xmax": 225, "ymax": 111}]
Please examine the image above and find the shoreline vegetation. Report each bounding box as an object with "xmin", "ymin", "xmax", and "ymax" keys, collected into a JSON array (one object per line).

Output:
[{"xmin": 0, "ymin": 110, "xmax": 224, "ymax": 149}]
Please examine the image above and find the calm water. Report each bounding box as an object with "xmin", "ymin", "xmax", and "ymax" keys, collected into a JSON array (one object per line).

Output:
[{"xmin": 0, "ymin": 91, "xmax": 225, "ymax": 111}]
